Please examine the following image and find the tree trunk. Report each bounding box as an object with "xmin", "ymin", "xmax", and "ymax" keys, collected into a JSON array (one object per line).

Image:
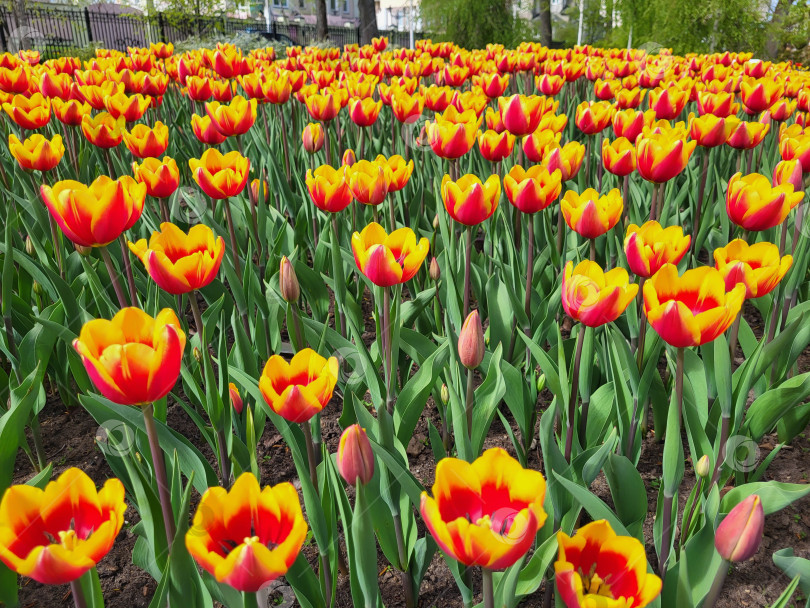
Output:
[
  {"xmin": 538, "ymin": 0, "xmax": 552, "ymax": 46},
  {"xmin": 315, "ymin": 0, "xmax": 328, "ymax": 40},
  {"xmin": 11, "ymin": 0, "xmax": 28, "ymax": 47},
  {"xmin": 765, "ymin": 0, "xmax": 789, "ymax": 60},
  {"xmin": 358, "ymin": 0, "xmax": 379, "ymax": 45}
]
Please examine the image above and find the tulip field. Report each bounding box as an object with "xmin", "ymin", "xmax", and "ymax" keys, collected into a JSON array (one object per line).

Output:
[{"xmin": 2, "ymin": 37, "xmax": 810, "ymax": 608}]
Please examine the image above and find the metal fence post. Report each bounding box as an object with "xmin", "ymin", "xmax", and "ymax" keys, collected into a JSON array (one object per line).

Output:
[
  {"xmin": 83, "ymin": 6, "xmax": 93, "ymax": 44},
  {"xmin": 158, "ymin": 11, "xmax": 166, "ymax": 43}
]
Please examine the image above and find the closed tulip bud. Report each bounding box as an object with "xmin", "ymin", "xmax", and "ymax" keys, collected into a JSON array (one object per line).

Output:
[
  {"xmin": 279, "ymin": 256, "xmax": 300, "ymax": 302},
  {"xmin": 715, "ymin": 495, "xmax": 765, "ymax": 563},
  {"xmin": 458, "ymin": 310, "xmax": 485, "ymax": 369},
  {"xmin": 32, "ymin": 280, "xmax": 43, "ymax": 295},
  {"xmin": 229, "ymin": 382, "xmax": 243, "ymax": 414},
  {"xmin": 302, "ymin": 122, "xmax": 324, "ymax": 154},
  {"xmin": 433, "ymin": 214, "xmax": 440, "ymax": 229},
  {"xmin": 429, "ymin": 257, "xmax": 440, "ymax": 281},
  {"xmin": 337, "ymin": 424, "xmax": 374, "ymax": 486},
  {"xmin": 440, "ymin": 383, "xmax": 450, "ymax": 405},
  {"xmin": 695, "ymin": 455, "xmax": 711, "ymax": 478},
  {"xmin": 536, "ymin": 374, "xmax": 546, "ymax": 393},
  {"xmin": 193, "ymin": 347, "xmax": 202, "ymax": 362},
  {"xmin": 342, "ymin": 148, "xmax": 356, "ymax": 167},
  {"xmin": 24, "ymin": 236, "xmax": 34, "ymax": 256}
]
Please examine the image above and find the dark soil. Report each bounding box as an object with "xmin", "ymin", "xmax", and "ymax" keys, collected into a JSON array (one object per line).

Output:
[{"xmin": 12, "ymin": 299, "xmax": 810, "ymax": 607}]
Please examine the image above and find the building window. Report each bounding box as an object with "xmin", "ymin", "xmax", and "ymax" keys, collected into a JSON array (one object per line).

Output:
[
  {"xmin": 273, "ymin": 0, "xmax": 289, "ymax": 7},
  {"xmin": 330, "ymin": 0, "xmax": 337, "ymax": 11},
  {"xmin": 342, "ymin": 0, "xmax": 349, "ymax": 12}
]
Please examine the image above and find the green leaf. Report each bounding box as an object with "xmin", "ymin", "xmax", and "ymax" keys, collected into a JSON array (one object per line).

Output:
[
  {"xmin": 720, "ymin": 481, "xmax": 810, "ymax": 515},
  {"xmin": 773, "ymin": 548, "xmax": 810, "ymax": 596}
]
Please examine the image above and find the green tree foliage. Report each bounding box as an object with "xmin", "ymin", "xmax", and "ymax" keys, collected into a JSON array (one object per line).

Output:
[{"xmin": 420, "ymin": 0, "xmax": 535, "ymax": 49}]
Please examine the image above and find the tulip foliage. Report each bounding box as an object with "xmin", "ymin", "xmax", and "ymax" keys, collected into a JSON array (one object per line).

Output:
[{"xmin": 0, "ymin": 39, "xmax": 809, "ymax": 608}]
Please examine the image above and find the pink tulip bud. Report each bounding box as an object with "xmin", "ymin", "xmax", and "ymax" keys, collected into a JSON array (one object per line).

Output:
[
  {"xmin": 342, "ymin": 148, "xmax": 356, "ymax": 166},
  {"xmin": 773, "ymin": 159, "xmax": 803, "ymax": 193},
  {"xmin": 429, "ymin": 257, "xmax": 441, "ymax": 281},
  {"xmin": 715, "ymin": 494, "xmax": 765, "ymax": 563},
  {"xmin": 458, "ymin": 310, "xmax": 485, "ymax": 369},
  {"xmin": 229, "ymin": 382, "xmax": 243, "ymax": 414},
  {"xmin": 279, "ymin": 256, "xmax": 300, "ymax": 303},
  {"xmin": 337, "ymin": 424, "xmax": 374, "ymax": 486}
]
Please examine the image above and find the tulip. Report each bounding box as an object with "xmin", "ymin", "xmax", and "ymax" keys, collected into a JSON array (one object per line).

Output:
[
  {"xmin": 122, "ymin": 122, "xmax": 169, "ymax": 158},
  {"xmin": 186, "ymin": 473, "xmax": 307, "ymax": 593},
  {"xmin": 714, "ymin": 240, "xmax": 792, "ymax": 299},
  {"xmin": 715, "ymin": 495, "xmax": 765, "ymax": 563},
  {"xmin": 52, "ymin": 98, "xmax": 91, "ymax": 126},
  {"xmin": 81, "ymin": 112, "xmax": 126, "ymax": 148},
  {"xmin": 279, "ymin": 255, "xmax": 300, "ymax": 303},
  {"xmin": 485, "ymin": 106, "xmax": 506, "ymax": 133},
  {"xmin": 543, "ymin": 141, "xmax": 586, "ymax": 182},
  {"xmin": 725, "ymin": 118, "xmax": 769, "ymax": 150},
  {"xmin": 420, "ymin": 447, "xmax": 547, "ymax": 569},
  {"xmin": 41, "ymin": 176, "xmax": 146, "ymax": 248},
  {"xmin": 521, "ymin": 128, "xmax": 561, "ymax": 163},
  {"xmin": 555, "ymin": 520, "xmax": 661, "ymax": 608},
  {"xmin": 429, "ymin": 257, "xmax": 440, "ymax": 281},
  {"xmin": 602, "ymin": 137, "xmax": 637, "ymax": 177},
  {"xmin": 132, "ymin": 156, "xmax": 180, "ymax": 199},
  {"xmin": 536, "ymin": 73, "xmax": 565, "ymax": 96},
  {"xmin": 740, "ymin": 77, "xmax": 784, "ymax": 113},
  {"xmin": 0, "ymin": 64, "xmax": 29, "ymax": 94},
  {"xmin": 73, "ymin": 308, "xmax": 186, "ymax": 405},
  {"xmin": 191, "ymin": 113, "xmax": 228, "ymax": 145},
  {"xmin": 695, "ymin": 454, "xmax": 711, "ymax": 478},
  {"xmin": 251, "ymin": 178, "xmax": 269, "ymax": 203},
  {"xmin": 104, "ymin": 91, "xmax": 150, "ymax": 122},
  {"xmin": 229, "ymin": 382, "xmax": 243, "ymax": 414},
  {"xmin": 498, "ymin": 94, "xmax": 546, "ymax": 136},
  {"xmin": 726, "ymin": 172, "xmax": 803, "ymax": 231},
  {"xmin": 575, "ymin": 100, "xmax": 613, "ymax": 135},
  {"xmin": 624, "ymin": 221, "xmax": 691, "ymax": 278},
  {"xmin": 458, "ymin": 310, "xmax": 485, "ymax": 369},
  {"xmin": 778, "ymin": 124, "xmax": 810, "ymax": 172},
  {"xmin": 302, "ymin": 122, "xmax": 325, "ymax": 154},
  {"xmin": 128, "ymin": 223, "xmax": 225, "ymax": 295},
  {"xmin": 304, "ymin": 91, "xmax": 340, "ymax": 122},
  {"xmin": 349, "ymin": 97, "xmax": 382, "ymax": 127},
  {"xmin": 8, "ymin": 133, "xmax": 63, "ymax": 172},
  {"xmin": 306, "ymin": 164, "xmax": 353, "ymax": 213},
  {"xmin": 205, "ymin": 95, "xmax": 257, "ymax": 137},
  {"xmin": 2, "ymin": 92, "xmax": 50, "ymax": 129},
  {"xmin": 643, "ymin": 264, "xmax": 745, "ymax": 348},
  {"xmin": 391, "ymin": 90, "xmax": 423, "ymax": 123},
  {"xmin": 344, "ymin": 159, "xmax": 390, "ymax": 206},
  {"xmin": 424, "ymin": 85, "xmax": 453, "ymax": 112},
  {"xmin": 189, "ymin": 148, "xmax": 250, "ymax": 200},
  {"xmin": 615, "ymin": 86, "xmax": 646, "ymax": 109},
  {"xmin": 649, "ymin": 86, "xmax": 689, "ymax": 120},
  {"xmin": 689, "ymin": 113, "xmax": 734, "ymax": 148},
  {"xmin": 441, "ymin": 174, "xmax": 501, "ymax": 226},
  {"xmin": 503, "ymin": 165, "xmax": 562, "ymax": 214},
  {"xmin": 561, "ymin": 188, "xmax": 623, "ymax": 239},
  {"xmin": 39, "ymin": 71, "xmax": 72, "ymax": 99},
  {"xmin": 352, "ymin": 222, "xmax": 429, "ymax": 287},
  {"xmin": 773, "ymin": 158, "xmax": 803, "ymax": 192},
  {"xmin": 337, "ymin": 425, "xmax": 374, "ymax": 486},
  {"xmin": 477, "ymin": 72, "xmax": 510, "ymax": 98},
  {"xmin": 562, "ymin": 261, "xmax": 638, "ymax": 327},
  {"xmin": 0, "ymin": 468, "xmax": 126, "ymax": 585},
  {"xmin": 612, "ymin": 107, "xmax": 654, "ymax": 141},
  {"xmin": 636, "ymin": 130, "xmax": 697, "ymax": 183},
  {"xmin": 376, "ymin": 154, "xmax": 413, "ymax": 192},
  {"xmin": 697, "ymin": 91, "xmax": 740, "ymax": 118},
  {"xmin": 769, "ymin": 99, "xmax": 796, "ymax": 122},
  {"xmin": 259, "ymin": 348, "xmax": 339, "ymax": 423}
]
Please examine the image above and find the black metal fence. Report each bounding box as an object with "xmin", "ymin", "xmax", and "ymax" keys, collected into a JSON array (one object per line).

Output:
[{"xmin": 0, "ymin": 5, "xmax": 422, "ymax": 58}]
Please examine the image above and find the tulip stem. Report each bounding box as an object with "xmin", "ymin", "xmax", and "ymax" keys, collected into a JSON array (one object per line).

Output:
[
  {"xmin": 47, "ymin": 214, "xmax": 64, "ymax": 280},
  {"xmin": 242, "ymin": 591, "xmax": 259, "ymax": 608},
  {"xmin": 119, "ymin": 236, "xmax": 138, "ymax": 307},
  {"xmin": 660, "ymin": 347, "xmax": 685, "ymax": 579},
  {"xmin": 302, "ymin": 421, "xmax": 319, "ymax": 490},
  {"xmin": 221, "ymin": 197, "xmax": 242, "ymax": 277},
  {"xmin": 728, "ymin": 311, "xmax": 742, "ymax": 364},
  {"xmin": 524, "ymin": 217, "xmax": 535, "ymax": 368},
  {"xmin": 710, "ymin": 413, "xmax": 731, "ymax": 488},
  {"xmin": 482, "ymin": 568, "xmax": 494, "ymax": 608},
  {"xmin": 383, "ymin": 287, "xmax": 395, "ymax": 415},
  {"xmin": 276, "ymin": 105, "xmax": 291, "ymax": 185},
  {"xmin": 330, "ymin": 215, "xmax": 347, "ymax": 339},
  {"xmin": 142, "ymin": 403, "xmax": 176, "ymax": 546},
  {"xmin": 691, "ymin": 149, "xmax": 711, "ymax": 257},
  {"xmin": 681, "ymin": 476, "xmax": 704, "ymax": 549},
  {"xmin": 70, "ymin": 577, "xmax": 88, "ymax": 608},
  {"xmin": 100, "ymin": 246, "xmax": 129, "ymax": 308},
  {"xmin": 703, "ymin": 560, "xmax": 730, "ymax": 608},
  {"xmin": 465, "ymin": 367, "xmax": 475, "ymax": 451},
  {"xmin": 564, "ymin": 325, "xmax": 586, "ymax": 462},
  {"xmin": 463, "ymin": 226, "xmax": 472, "ymax": 319}
]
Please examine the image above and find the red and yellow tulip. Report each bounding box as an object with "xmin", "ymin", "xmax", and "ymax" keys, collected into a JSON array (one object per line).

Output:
[
  {"xmin": 726, "ymin": 172, "xmax": 803, "ymax": 231},
  {"xmin": 624, "ymin": 221, "xmax": 691, "ymax": 278},
  {"xmin": 601, "ymin": 137, "xmax": 637, "ymax": 177},
  {"xmin": 0, "ymin": 468, "xmax": 125, "ymax": 585},
  {"xmin": 191, "ymin": 113, "xmax": 228, "ymax": 145},
  {"xmin": 205, "ymin": 95, "xmax": 257, "ymax": 137},
  {"xmin": 555, "ymin": 520, "xmax": 661, "ymax": 608},
  {"xmin": 81, "ymin": 112, "xmax": 126, "ymax": 148},
  {"xmin": 189, "ymin": 148, "xmax": 250, "ymax": 200},
  {"xmin": 561, "ymin": 188, "xmax": 623, "ymax": 239},
  {"xmin": 73, "ymin": 308, "xmax": 186, "ymax": 405},
  {"xmin": 344, "ymin": 159, "xmax": 390, "ymax": 206},
  {"xmin": 643, "ymin": 264, "xmax": 745, "ymax": 347},
  {"xmin": 132, "ymin": 156, "xmax": 180, "ymax": 199},
  {"xmin": 122, "ymin": 122, "xmax": 169, "ymax": 158},
  {"xmin": 8, "ymin": 133, "xmax": 64, "ymax": 172},
  {"xmin": 562, "ymin": 261, "xmax": 638, "ymax": 327},
  {"xmin": 186, "ymin": 472, "xmax": 307, "ymax": 593},
  {"xmin": 420, "ymin": 448, "xmax": 547, "ymax": 569},
  {"xmin": 306, "ymin": 164, "xmax": 353, "ymax": 213},
  {"xmin": 259, "ymin": 348, "xmax": 339, "ymax": 423},
  {"xmin": 2, "ymin": 93, "xmax": 50, "ymax": 129},
  {"xmin": 636, "ymin": 130, "xmax": 696, "ymax": 183},
  {"xmin": 714, "ymin": 239, "xmax": 792, "ymax": 299},
  {"xmin": 441, "ymin": 174, "xmax": 501, "ymax": 225},
  {"xmin": 351, "ymin": 222, "xmax": 429, "ymax": 286},
  {"xmin": 503, "ymin": 165, "xmax": 562, "ymax": 214}
]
